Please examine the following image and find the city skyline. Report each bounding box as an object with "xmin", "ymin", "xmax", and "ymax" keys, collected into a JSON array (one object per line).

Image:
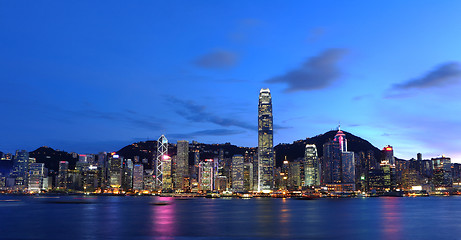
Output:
[{"xmin": 2, "ymin": 1, "xmax": 461, "ymax": 161}]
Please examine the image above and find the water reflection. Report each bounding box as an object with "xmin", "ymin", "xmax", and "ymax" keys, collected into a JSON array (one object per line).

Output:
[
  {"xmin": 381, "ymin": 197, "xmax": 402, "ymax": 240},
  {"xmin": 150, "ymin": 197, "xmax": 176, "ymax": 238}
]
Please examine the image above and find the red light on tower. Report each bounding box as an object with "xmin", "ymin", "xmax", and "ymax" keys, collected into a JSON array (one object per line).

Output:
[{"xmin": 384, "ymin": 146, "xmax": 393, "ymax": 151}]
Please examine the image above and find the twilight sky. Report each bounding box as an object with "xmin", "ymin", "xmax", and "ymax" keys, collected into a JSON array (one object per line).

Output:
[{"xmin": 1, "ymin": 1, "xmax": 461, "ymax": 161}]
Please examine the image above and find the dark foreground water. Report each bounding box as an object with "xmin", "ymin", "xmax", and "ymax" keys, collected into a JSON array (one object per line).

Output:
[{"xmin": 1, "ymin": 195, "xmax": 461, "ymax": 240}]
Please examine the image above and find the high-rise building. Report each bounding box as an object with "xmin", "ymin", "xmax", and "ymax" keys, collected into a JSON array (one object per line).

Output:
[
  {"xmin": 156, "ymin": 135, "xmax": 168, "ymax": 190},
  {"xmin": 288, "ymin": 161, "xmax": 301, "ymax": 190},
  {"xmin": 199, "ymin": 159, "xmax": 215, "ymax": 192},
  {"xmin": 243, "ymin": 162, "xmax": 253, "ymax": 192},
  {"xmin": 11, "ymin": 150, "xmax": 29, "ymax": 188},
  {"xmin": 122, "ymin": 159, "xmax": 133, "ymax": 191},
  {"xmin": 382, "ymin": 145, "xmax": 395, "ymax": 166},
  {"xmin": 322, "ymin": 128, "xmax": 355, "ymax": 191},
  {"xmin": 132, "ymin": 164, "xmax": 144, "ymax": 191},
  {"xmin": 258, "ymin": 88, "xmax": 274, "ymax": 192},
  {"xmin": 28, "ymin": 163, "xmax": 44, "ymax": 193},
  {"xmin": 174, "ymin": 140, "xmax": 189, "ymax": 191},
  {"xmin": 57, "ymin": 161, "xmax": 69, "ymax": 189},
  {"xmin": 231, "ymin": 155, "xmax": 244, "ymax": 192},
  {"xmin": 304, "ymin": 144, "xmax": 320, "ymax": 187},
  {"xmin": 161, "ymin": 155, "xmax": 172, "ymax": 192},
  {"xmin": 109, "ymin": 154, "xmax": 122, "ymax": 188}
]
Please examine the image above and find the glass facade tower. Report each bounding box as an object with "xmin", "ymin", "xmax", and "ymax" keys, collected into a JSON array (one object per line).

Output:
[{"xmin": 258, "ymin": 88, "xmax": 274, "ymax": 192}]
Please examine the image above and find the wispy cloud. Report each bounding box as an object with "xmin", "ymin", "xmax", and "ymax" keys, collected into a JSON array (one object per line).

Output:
[
  {"xmin": 194, "ymin": 49, "xmax": 238, "ymax": 69},
  {"xmin": 265, "ymin": 48, "xmax": 348, "ymax": 92},
  {"xmin": 393, "ymin": 62, "xmax": 461, "ymax": 90},
  {"xmin": 168, "ymin": 97, "xmax": 255, "ymax": 131},
  {"xmin": 169, "ymin": 129, "xmax": 246, "ymax": 139}
]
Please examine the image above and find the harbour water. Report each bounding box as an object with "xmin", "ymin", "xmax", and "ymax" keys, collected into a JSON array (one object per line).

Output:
[{"xmin": 1, "ymin": 195, "xmax": 460, "ymax": 239}]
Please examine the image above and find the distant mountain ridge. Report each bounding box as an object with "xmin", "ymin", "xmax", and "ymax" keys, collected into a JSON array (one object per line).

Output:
[{"xmin": 23, "ymin": 130, "xmax": 383, "ymax": 172}]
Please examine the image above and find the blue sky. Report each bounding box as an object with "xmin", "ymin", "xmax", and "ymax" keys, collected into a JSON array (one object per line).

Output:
[{"xmin": 1, "ymin": 1, "xmax": 461, "ymax": 161}]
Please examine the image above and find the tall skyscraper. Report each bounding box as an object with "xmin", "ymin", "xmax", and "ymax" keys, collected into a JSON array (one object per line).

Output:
[
  {"xmin": 156, "ymin": 135, "xmax": 168, "ymax": 190},
  {"xmin": 109, "ymin": 154, "xmax": 122, "ymax": 188},
  {"xmin": 199, "ymin": 159, "xmax": 215, "ymax": 192},
  {"xmin": 175, "ymin": 140, "xmax": 189, "ymax": 191},
  {"xmin": 28, "ymin": 163, "xmax": 44, "ymax": 193},
  {"xmin": 161, "ymin": 155, "xmax": 172, "ymax": 192},
  {"xmin": 304, "ymin": 144, "xmax": 320, "ymax": 187},
  {"xmin": 132, "ymin": 164, "xmax": 144, "ymax": 191},
  {"xmin": 11, "ymin": 150, "xmax": 29, "ymax": 188},
  {"xmin": 231, "ymin": 155, "xmax": 244, "ymax": 192},
  {"xmin": 322, "ymin": 127, "xmax": 355, "ymax": 191},
  {"xmin": 258, "ymin": 88, "xmax": 274, "ymax": 192}
]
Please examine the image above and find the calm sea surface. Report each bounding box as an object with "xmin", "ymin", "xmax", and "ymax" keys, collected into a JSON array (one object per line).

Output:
[{"xmin": 1, "ymin": 195, "xmax": 461, "ymax": 240}]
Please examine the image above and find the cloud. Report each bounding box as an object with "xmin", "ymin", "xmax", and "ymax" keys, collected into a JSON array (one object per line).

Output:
[
  {"xmin": 169, "ymin": 129, "xmax": 246, "ymax": 139},
  {"xmin": 168, "ymin": 97, "xmax": 255, "ymax": 131},
  {"xmin": 265, "ymin": 48, "xmax": 348, "ymax": 92},
  {"xmin": 307, "ymin": 28, "xmax": 325, "ymax": 42},
  {"xmin": 393, "ymin": 62, "xmax": 461, "ymax": 90},
  {"xmin": 194, "ymin": 49, "xmax": 238, "ymax": 69}
]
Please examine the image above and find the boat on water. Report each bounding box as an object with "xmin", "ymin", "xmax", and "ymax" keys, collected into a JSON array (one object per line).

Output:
[{"xmin": 205, "ymin": 193, "xmax": 221, "ymax": 198}]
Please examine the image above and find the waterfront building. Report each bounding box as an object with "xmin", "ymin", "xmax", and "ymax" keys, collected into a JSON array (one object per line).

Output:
[
  {"xmin": 232, "ymin": 155, "xmax": 244, "ymax": 192},
  {"xmin": 133, "ymin": 164, "xmax": 144, "ymax": 191},
  {"xmin": 258, "ymin": 88, "xmax": 274, "ymax": 192},
  {"xmin": 11, "ymin": 150, "xmax": 29, "ymax": 189},
  {"xmin": 122, "ymin": 159, "xmax": 133, "ymax": 191},
  {"xmin": 243, "ymin": 162, "xmax": 253, "ymax": 192},
  {"xmin": 174, "ymin": 140, "xmax": 189, "ymax": 191},
  {"xmin": 57, "ymin": 161, "xmax": 69, "ymax": 189},
  {"xmin": 322, "ymin": 128, "xmax": 355, "ymax": 191},
  {"xmin": 82, "ymin": 165, "xmax": 99, "ymax": 192},
  {"xmin": 156, "ymin": 135, "xmax": 168, "ymax": 190},
  {"xmin": 161, "ymin": 155, "xmax": 173, "ymax": 192},
  {"xmin": 199, "ymin": 159, "xmax": 215, "ymax": 192},
  {"xmin": 109, "ymin": 154, "xmax": 122, "ymax": 188},
  {"xmin": 431, "ymin": 156, "xmax": 452, "ymax": 189},
  {"xmin": 215, "ymin": 175, "xmax": 228, "ymax": 191},
  {"xmin": 288, "ymin": 161, "xmax": 301, "ymax": 190},
  {"xmin": 304, "ymin": 144, "xmax": 320, "ymax": 187},
  {"xmin": 28, "ymin": 163, "xmax": 44, "ymax": 193}
]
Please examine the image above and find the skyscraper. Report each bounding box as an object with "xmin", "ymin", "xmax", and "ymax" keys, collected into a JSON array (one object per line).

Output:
[
  {"xmin": 175, "ymin": 140, "xmax": 189, "ymax": 192},
  {"xmin": 322, "ymin": 127, "xmax": 355, "ymax": 191},
  {"xmin": 156, "ymin": 135, "xmax": 168, "ymax": 190},
  {"xmin": 304, "ymin": 144, "xmax": 320, "ymax": 187},
  {"xmin": 258, "ymin": 88, "xmax": 274, "ymax": 192},
  {"xmin": 132, "ymin": 164, "xmax": 144, "ymax": 191},
  {"xmin": 231, "ymin": 155, "xmax": 244, "ymax": 192}
]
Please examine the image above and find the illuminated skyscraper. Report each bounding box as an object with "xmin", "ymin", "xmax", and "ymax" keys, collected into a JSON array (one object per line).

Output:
[
  {"xmin": 28, "ymin": 163, "xmax": 44, "ymax": 193},
  {"xmin": 258, "ymin": 88, "xmax": 274, "ymax": 192},
  {"xmin": 174, "ymin": 140, "xmax": 189, "ymax": 191},
  {"xmin": 304, "ymin": 144, "xmax": 320, "ymax": 186},
  {"xmin": 199, "ymin": 159, "xmax": 215, "ymax": 192},
  {"xmin": 109, "ymin": 154, "xmax": 122, "ymax": 188},
  {"xmin": 156, "ymin": 135, "xmax": 168, "ymax": 190},
  {"xmin": 231, "ymin": 155, "xmax": 244, "ymax": 192},
  {"xmin": 132, "ymin": 164, "xmax": 144, "ymax": 190},
  {"xmin": 322, "ymin": 127, "xmax": 355, "ymax": 191}
]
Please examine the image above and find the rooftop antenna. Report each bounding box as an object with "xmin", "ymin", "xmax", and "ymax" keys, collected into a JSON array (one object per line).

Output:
[{"xmin": 338, "ymin": 121, "xmax": 341, "ymax": 131}]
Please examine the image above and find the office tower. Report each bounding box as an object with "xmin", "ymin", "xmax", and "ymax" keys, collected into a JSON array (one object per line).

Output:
[
  {"xmin": 28, "ymin": 163, "xmax": 44, "ymax": 193},
  {"xmin": 156, "ymin": 135, "xmax": 168, "ymax": 189},
  {"xmin": 322, "ymin": 128, "xmax": 355, "ymax": 191},
  {"xmin": 215, "ymin": 175, "xmax": 228, "ymax": 191},
  {"xmin": 258, "ymin": 88, "xmax": 274, "ymax": 192},
  {"xmin": 122, "ymin": 159, "xmax": 133, "ymax": 191},
  {"xmin": 11, "ymin": 150, "xmax": 29, "ymax": 188},
  {"xmin": 243, "ymin": 162, "xmax": 253, "ymax": 192},
  {"xmin": 82, "ymin": 165, "xmax": 99, "ymax": 192},
  {"xmin": 432, "ymin": 156, "xmax": 452, "ymax": 188},
  {"xmin": 132, "ymin": 164, "xmax": 144, "ymax": 191},
  {"xmin": 417, "ymin": 153, "xmax": 423, "ymax": 161},
  {"xmin": 382, "ymin": 146, "xmax": 395, "ymax": 166},
  {"xmin": 199, "ymin": 159, "xmax": 215, "ymax": 192},
  {"xmin": 109, "ymin": 154, "xmax": 122, "ymax": 188},
  {"xmin": 174, "ymin": 140, "xmax": 189, "ymax": 191},
  {"xmin": 288, "ymin": 161, "xmax": 301, "ymax": 190},
  {"xmin": 161, "ymin": 155, "xmax": 172, "ymax": 192},
  {"xmin": 304, "ymin": 144, "xmax": 320, "ymax": 187},
  {"xmin": 57, "ymin": 161, "xmax": 69, "ymax": 189},
  {"xmin": 232, "ymin": 155, "xmax": 244, "ymax": 192}
]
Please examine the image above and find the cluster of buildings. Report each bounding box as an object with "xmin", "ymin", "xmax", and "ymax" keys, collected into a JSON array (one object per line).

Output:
[{"xmin": 1, "ymin": 88, "xmax": 460, "ymax": 195}]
